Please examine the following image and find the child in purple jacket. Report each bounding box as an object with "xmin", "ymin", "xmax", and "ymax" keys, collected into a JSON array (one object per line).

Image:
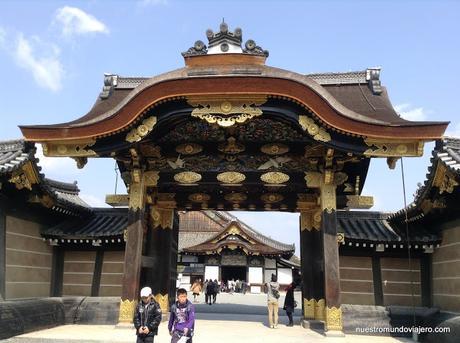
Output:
[{"xmin": 168, "ymin": 288, "xmax": 195, "ymax": 343}]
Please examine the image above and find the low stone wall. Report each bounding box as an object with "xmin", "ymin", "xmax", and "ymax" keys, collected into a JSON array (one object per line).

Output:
[{"xmin": 0, "ymin": 298, "xmax": 65, "ymax": 340}]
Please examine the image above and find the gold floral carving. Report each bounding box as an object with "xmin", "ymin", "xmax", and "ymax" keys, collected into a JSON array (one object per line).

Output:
[
  {"xmin": 9, "ymin": 173, "xmax": 33, "ymax": 190},
  {"xmin": 439, "ymin": 173, "xmax": 459, "ymax": 194},
  {"xmin": 140, "ymin": 144, "xmax": 162, "ymax": 158},
  {"xmin": 188, "ymin": 95, "xmax": 267, "ymax": 127},
  {"xmin": 118, "ymin": 299, "xmax": 137, "ymax": 323},
  {"xmin": 174, "ymin": 171, "xmax": 202, "ymax": 184},
  {"xmin": 144, "ymin": 171, "xmax": 160, "ymax": 187},
  {"xmin": 261, "ymin": 193, "xmax": 284, "ymax": 203},
  {"xmin": 224, "ymin": 193, "xmax": 247, "ymax": 203},
  {"xmin": 336, "ymin": 232, "xmax": 345, "ymax": 243},
  {"xmin": 217, "ymin": 171, "xmax": 246, "ymax": 184},
  {"xmin": 260, "ymin": 172, "xmax": 290, "ymax": 184},
  {"xmin": 128, "ymin": 182, "xmax": 144, "ymax": 210},
  {"xmin": 176, "ymin": 143, "xmax": 203, "ymax": 155},
  {"xmin": 304, "ymin": 172, "xmax": 321, "ymax": 188},
  {"xmin": 314, "ymin": 298, "xmax": 325, "ymax": 321},
  {"xmin": 126, "ymin": 116, "xmax": 157, "ymax": 143},
  {"xmin": 364, "ymin": 138, "xmax": 424, "ymax": 157},
  {"xmin": 154, "ymin": 293, "xmax": 169, "ymax": 313},
  {"xmin": 298, "ymin": 115, "xmax": 331, "ymax": 142},
  {"xmin": 325, "ymin": 306, "xmax": 343, "ymax": 331},
  {"xmin": 304, "ymin": 298, "xmax": 315, "ymax": 319},
  {"xmin": 188, "ymin": 193, "xmax": 211, "ymax": 203},
  {"xmin": 261, "ymin": 143, "xmax": 289, "ymax": 155},
  {"xmin": 42, "ymin": 139, "xmax": 96, "ymax": 157},
  {"xmin": 300, "ymin": 210, "xmax": 321, "ymax": 231},
  {"xmin": 150, "ymin": 207, "xmax": 174, "ymax": 229}
]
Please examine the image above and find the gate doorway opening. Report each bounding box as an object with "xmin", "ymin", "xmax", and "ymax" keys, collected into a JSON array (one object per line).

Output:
[{"xmin": 221, "ymin": 266, "xmax": 247, "ymax": 283}]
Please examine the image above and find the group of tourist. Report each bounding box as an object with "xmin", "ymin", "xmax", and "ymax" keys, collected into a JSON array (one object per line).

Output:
[
  {"xmin": 134, "ymin": 286, "xmax": 195, "ymax": 343},
  {"xmin": 190, "ymin": 278, "xmax": 219, "ymax": 305},
  {"xmin": 133, "ymin": 274, "xmax": 297, "ymax": 342}
]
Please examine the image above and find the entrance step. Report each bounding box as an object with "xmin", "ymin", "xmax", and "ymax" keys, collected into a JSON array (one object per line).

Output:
[{"xmin": 301, "ymin": 319, "xmax": 325, "ymax": 331}]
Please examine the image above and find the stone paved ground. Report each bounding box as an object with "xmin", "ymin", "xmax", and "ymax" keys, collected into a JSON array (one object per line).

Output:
[{"xmin": 2, "ymin": 292, "xmax": 413, "ymax": 343}]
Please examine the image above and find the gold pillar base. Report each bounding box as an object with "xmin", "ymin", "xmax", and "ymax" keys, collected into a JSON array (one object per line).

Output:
[
  {"xmin": 325, "ymin": 306, "xmax": 343, "ymax": 331},
  {"xmin": 303, "ymin": 298, "xmax": 315, "ymax": 319},
  {"xmin": 314, "ymin": 298, "xmax": 325, "ymax": 321},
  {"xmin": 118, "ymin": 299, "xmax": 137, "ymax": 323},
  {"xmin": 154, "ymin": 293, "xmax": 169, "ymax": 313}
]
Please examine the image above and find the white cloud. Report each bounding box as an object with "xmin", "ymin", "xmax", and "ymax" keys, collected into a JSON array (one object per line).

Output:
[
  {"xmin": 0, "ymin": 27, "xmax": 6, "ymax": 46},
  {"xmin": 140, "ymin": 0, "xmax": 169, "ymax": 5},
  {"xmin": 394, "ymin": 103, "xmax": 427, "ymax": 121},
  {"xmin": 35, "ymin": 144, "xmax": 82, "ymax": 179},
  {"xmin": 14, "ymin": 34, "xmax": 64, "ymax": 92},
  {"xmin": 55, "ymin": 6, "xmax": 109, "ymax": 37},
  {"xmin": 79, "ymin": 193, "xmax": 108, "ymax": 207}
]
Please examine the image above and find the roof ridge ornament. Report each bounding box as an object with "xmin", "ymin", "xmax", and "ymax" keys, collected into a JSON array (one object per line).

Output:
[{"xmin": 182, "ymin": 21, "xmax": 269, "ymax": 58}]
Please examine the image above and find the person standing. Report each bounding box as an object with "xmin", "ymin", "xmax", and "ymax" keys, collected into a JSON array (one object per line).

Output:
[
  {"xmin": 206, "ymin": 279, "xmax": 214, "ymax": 305},
  {"xmin": 203, "ymin": 279, "xmax": 209, "ymax": 304},
  {"xmin": 265, "ymin": 274, "xmax": 280, "ymax": 329},
  {"xmin": 212, "ymin": 279, "xmax": 219, "ymax": 304},
  {"xmin": 283, "ymin": 281, "xmax": 296, "ymax": 327},
  {"xmin": 168, "ymin": 288, "xmax": 195, "ymax": 343},
  {"xmin": 190, "ymin": 279, "xmax": 202, "ymax": 303},
  {"xmin": 134, "ymin": 287, "xmax": 162, "ymax": 343}
]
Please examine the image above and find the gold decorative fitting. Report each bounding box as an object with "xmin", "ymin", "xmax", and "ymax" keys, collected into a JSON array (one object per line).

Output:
[
  {"xmin": 364, "ymin": 138, "xmax": 424, "ymax": 157},
  {"xmin": 156, "ymin": 193, "xmax": 177, "ymax": 209},
  {"xmin": 217, "ymin": 171, "xmax": 246, "ymax": 184},
  {"xmin": 140, "ymin": 144, "xmax": 162, "ymax": 158},
  {"xmin": 325, "ymin": 306, "xmax": 343, "ymax": 331},
  {"xmin": 224, "ymin": 193, "xmax": 247, "ymax": 203},
  {"xmin": 126, "ymin": 116, "xmax": 157, "ymax": 143},
  {"xmin": 298, "ymin": 115, "xmax": 331, "ymax": 142},
  {"xmin": 304, "ymin": 298, "xmax": 315, "ymax": 319},
  {"xmin": 106, "ymin": 194, "xmax": 129, "ymax": 207},
  {"xmin": 118, "ymin": 299, "xmax": 137, "ymax": 323},
  {"xmin": 334, "ymin": 172, "xmax": 348, "ymax": 186},
  {"xmin": 72, "ymin": 157, "xmax": 88, "ymax": 169},
  {"xmin": 300, "ymin": 209, "xmax": 322, "ymax": 231},
  {"xmin": 261, "ymin": 143, "xmax": 289, "ymax": 155},
  {"xmin": 218, "ymin": 137, "xmax": 245, "ymax": 154},
  {"xmin": 150, "ymin": 207, "xmax": 174, "ymax": 229},
  {"xmin": 189, "ymin": 193, "xmax": 211, "ymax": 203},
  {"xmin": 42, "ymin": 139, "xmax": 96, "ymax": 157},
  {"xmin": 336, "ymin": 232, "xmax": 345, "ymax": 244},
  {"xmin": 144, "ymin": 171, "xmax": 160, "ymax": 187},
  {"xmin": 440, "ymin": 173, "xmax": 459, "ymax": 194},
  {"xmin": 174, "ymin": 171, "xmax": 202, "ymax": 184},
  {"xmin": 188, "ymin": 95, "xmax": 267, "ymax": 127},
  {"xmin": 123, "ymin": 229, "xmax": 128, "ymax": 242},
  {"xmin": 320, "ymin": 183, "xmax": 336, "ymax": 213},
  {"xmin": 260, "ymin": 172, "xmax": 290, "ymax": 184},
  {"xmin": 176, "ymin": 143, "xmax": 203, "ymax": 155},
  {"xmin": 304, "ymin": 172, "xmax": 321, "ymax": 188},
  {"xmin": 314, "ymin": 299, "xmax": 325, "ymax": 321},
  {"xmin": 128, "ymin": 183, "xmax": 144, "ymax": 210},
  {"xmin": 9, "ymin": 172, "xmax": 33, "ymax": 190},
  {"xmin": 154, "ymin": 293, "xmax": 169, "ymax": 313},
  {"xmin": 345, "ymin": 195, "xmax": 374, "ymax": 209},
  {"xmin": 261, "ymin": 193, "xmax": 284, "ymax": 203}
]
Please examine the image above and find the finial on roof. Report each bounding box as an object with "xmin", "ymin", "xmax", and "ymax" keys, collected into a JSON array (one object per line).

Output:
[{"xmin": 182, "ymin": 22, "xmax": 269, "ymax": 58}]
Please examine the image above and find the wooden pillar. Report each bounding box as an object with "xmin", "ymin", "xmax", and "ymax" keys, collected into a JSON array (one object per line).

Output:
[
  {"xmin": 372, "ymin": 256, "xmax": 384, "ymax": 306},
  {"xmin": 146, "ymin": 206, "xmax": 175, "ymax": 313},
  {"xmin": 91, "ymin": 250, "xmax": 104, "ymax": 296},
  {"xmin": 300, "ymin": 209, "xmax": 322, "ymax": 320},
  {"xmin": 320, "ymin": 177, "xmax": 343, "ymax": 333},
  {"xmin": 169, "ymin": 211, "xmax": 179, "ymax": 307},
  {"xmin": 421, "ymin": 254, "xmax": 433, "ymax": 307},
  {"xmin": 118, "ymin": 169, "xmax": 147, "ymax": 323}
]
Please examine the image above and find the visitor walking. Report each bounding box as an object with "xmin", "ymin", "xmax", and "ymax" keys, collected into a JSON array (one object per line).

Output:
[
  {"xmin": 212, "ymin": 279, "xmax": 219, "ymax": 304},
  {"xmin": 283, "ymin": 281, "xmax": 296, "ymax": 327},
  {"xmin": 168, "ymin": 288, "xmax": 195, "ymax": 343},
  {"xmin": 190, "ymin": 279, "xmax": 202, "ymax": 303},
  {"xmin": 203, "ymin": 279, "xmax": 209, "ymax": 304},
  {"xmin": 134, "ymin": 286, "xmax": 162, "ymax": 343},
  {"xmin": 265, "ymin": 274, "xmax": 280, "ymax": 329}
]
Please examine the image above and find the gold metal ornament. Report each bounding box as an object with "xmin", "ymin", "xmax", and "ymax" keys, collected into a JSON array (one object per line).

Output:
[
  {"xmin": 42, "ymin": 139, "xmax": 97, "ymax": 157},
  {"xmin": 224, "ymin": 193, "xmax": 247, "ymax": 203},
  {"xmin": 118, "ymin": 299, "xmax": 137, "ymax": 323},
  {"xmin": 314, "ymin": 298, "xmax": 325, "ymax": 321},
  {"xmin": 189, "ymin": 193, "xmax": 211, "ymax": 203},
  {"xmin": 188, "ymin": 95, "xmax": 267, "ymax": 127},
  {"xmin": 218, "ymin": 137, "xmax": 245, "ymax": 154},
  {"xmin": 150, "ymin": 207, "xmax": 174, "ymax": 229},
  {"xmin": 176, "ymin": 143, "xmax": 203, "ymax": 155},
  {"xmin": 325, "ymin": 306, "xmax": 343, "ymax": 331},
  {"xmin": 260, "ymin": 172, "xmax": 290, "ymax": 184},
  {"xmin": 363, "ymin": 138, "xmax": 424, "ymax": 157},
  {"xmin": 298, "ymin": 115, "xmax": 331, "ymax": 142},
  {"xmin": 174, "ymin": 171, "xmax": 202, "ymax": 184},
  {"xmin": 217, "ymin": 171, "xmax": 246, "ymax": 184},
  {"xmin": 126, "ymin": 116, "xmax": 157, "ymax": 143},
  {"xmin": 261, "ymin": 193, "xmax": 284, "ymax": 203},
  {"xmin": 154, "ymin": 293, "xmax": 169, "ymax": 313},
  {"xmin": 261, "ymin": 143, "xmax": 289, "ymax": 155},
  {"xmin": 304, "ymin": 298, "xmax": 315, "ymax": 319}
]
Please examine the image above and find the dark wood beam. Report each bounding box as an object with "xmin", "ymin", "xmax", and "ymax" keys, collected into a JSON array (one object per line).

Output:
[
  {"xmin": 421, "ymin": 254, "xmax": 433, "ymax": 307},
  {"xmin": 50, "ymin": 247, "xmax": 64, "ymax": 297},
  {"xmin": 91, "ymin": 250, "xmax": 104, "ymax": 296},
  {"xmin": 371, "ymin": 256, "xmax": 383, "ymax": 306}
]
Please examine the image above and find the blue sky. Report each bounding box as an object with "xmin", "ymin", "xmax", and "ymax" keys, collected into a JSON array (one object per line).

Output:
[{"xmin": 1, "ymin": 0, "xmax": 459, "ymax": 254}]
